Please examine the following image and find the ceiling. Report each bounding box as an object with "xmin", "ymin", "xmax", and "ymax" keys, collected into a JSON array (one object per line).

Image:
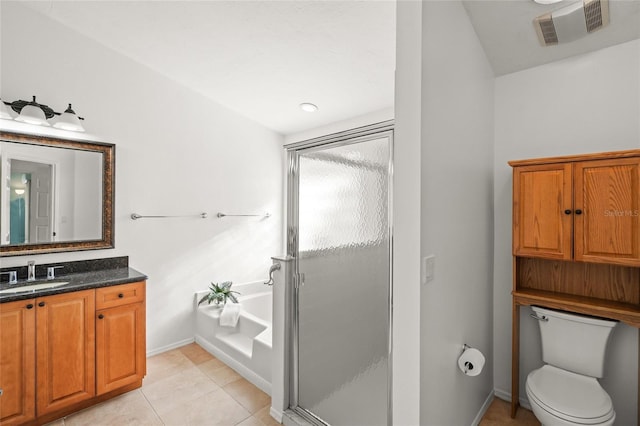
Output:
[
  {"xmin": 19, "ymin": 0, "xmax": 397, "ymax": 136},
  {"xmin": 14, "ymin": 0, "xmax": 640, "ymax": 135},
  {"xmin": 463, "ymin": 0, "xmax": 640, "ymax": 76}
]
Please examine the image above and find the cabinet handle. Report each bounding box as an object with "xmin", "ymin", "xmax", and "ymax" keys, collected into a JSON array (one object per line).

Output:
[
  {"xmin": 564, "ymin": 209, "xmax": 572, "ymax": 215},
  {"xmin": 26, "ymin": 303, "xmax": 34, "ymax": 309},
  {"xmin": 575, "ymin": 209, "xmax": 583, "ymax": 215},
  {"xmin": 98, "ymin": 314, "xmax": 104, "ymax": 319},
  {"xmin": 38, "ymin": 301, "xmax": 45, "ymax": 307},
  {"xmin": 118, "ymin": 293, "xmax": 124, "ymax": 298}
]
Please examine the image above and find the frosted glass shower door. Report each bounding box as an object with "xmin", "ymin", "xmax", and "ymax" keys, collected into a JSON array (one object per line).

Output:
[{"xmin": 293, "ymin": 132, "xmax": 391, "ymax": 426}]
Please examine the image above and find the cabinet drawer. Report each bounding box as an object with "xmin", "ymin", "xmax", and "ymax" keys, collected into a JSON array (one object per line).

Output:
[{"xmin": 96, "ymin": 282, "xmax": 145, "ymax": 310}]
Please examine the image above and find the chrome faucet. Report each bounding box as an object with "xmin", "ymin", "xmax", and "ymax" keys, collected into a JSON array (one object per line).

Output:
[
  {"xmin": 0, "ymin": 271, "xmax": 18, "ymax": 285},
  {"xmin": 27, "ymin": 261, "xmax": 36, "ymax": 281}
]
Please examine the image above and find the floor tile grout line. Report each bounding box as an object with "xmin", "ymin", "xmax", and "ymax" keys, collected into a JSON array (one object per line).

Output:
[{"xmin": 139, "ymin": 386, "xmax": 166, "ymax": 425}]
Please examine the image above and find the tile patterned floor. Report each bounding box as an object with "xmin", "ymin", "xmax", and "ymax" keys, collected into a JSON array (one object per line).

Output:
[
  {"xmin": 46, "ymin": 343, "xmax": 538, "ymax": 426},
  {"xmin": 46, "ymin": 343, "xmax": 280, "ymax": 426}
]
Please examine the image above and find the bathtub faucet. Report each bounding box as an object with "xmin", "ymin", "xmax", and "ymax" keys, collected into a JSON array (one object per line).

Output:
[{"xmin": 264, "ymin": 263, "xmax": 281, "ymax": 286}]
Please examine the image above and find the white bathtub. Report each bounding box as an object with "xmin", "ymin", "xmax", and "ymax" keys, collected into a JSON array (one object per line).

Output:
[{"xmin": 195, "ymin": 281, "xmax": 272, "ymax": 394}]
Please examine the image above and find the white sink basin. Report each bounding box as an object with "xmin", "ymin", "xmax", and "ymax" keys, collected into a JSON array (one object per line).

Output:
[{"xmin": 0, "ymin": 281, "xmax": 70, "ymax": 294}]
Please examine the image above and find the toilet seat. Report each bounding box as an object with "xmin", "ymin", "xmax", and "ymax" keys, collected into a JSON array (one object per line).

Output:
[{"xmin": 526, "ymin": 365, "xmax": 615, "ymax": 425}]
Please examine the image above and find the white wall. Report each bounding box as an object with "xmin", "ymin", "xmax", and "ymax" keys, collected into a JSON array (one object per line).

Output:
[
  {"xmin": 494, "ymin": 39, "xmax": 640, "ymax": 425},
  {"xmin": 392, "ymin": 1, "xmax": 423, "ymax": 424},
  {"xmin": 1, "ymin": 2, "xmax": 284, "ymax": 354},
  {"xmin": 419, "ymin": 2, "xmax": 496, "ymax": 424}
]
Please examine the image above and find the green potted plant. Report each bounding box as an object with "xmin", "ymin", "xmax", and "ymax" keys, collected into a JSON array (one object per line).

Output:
[{"xmin": 198, "ymin": 281, "xmax": 240, "ymax": 306}]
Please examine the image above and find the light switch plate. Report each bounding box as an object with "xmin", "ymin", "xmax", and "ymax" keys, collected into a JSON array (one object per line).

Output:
[{"xmin": 422, "ymin": 255, "xmax": 435, "ymax": 284}]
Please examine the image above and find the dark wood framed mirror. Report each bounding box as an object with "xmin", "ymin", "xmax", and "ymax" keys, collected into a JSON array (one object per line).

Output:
[{"xmin": 0, "ymin": 131, "xmax": 114, "ymax": 256}]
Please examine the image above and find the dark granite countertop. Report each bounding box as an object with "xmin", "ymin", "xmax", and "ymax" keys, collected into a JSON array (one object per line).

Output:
[{"xmin": 0, "ymin": 257, "xmax": 147, "ymax": 303}]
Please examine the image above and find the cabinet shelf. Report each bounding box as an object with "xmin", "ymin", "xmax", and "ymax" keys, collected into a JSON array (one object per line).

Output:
[{"xmin": 513, "ymin": 288, "xmax": 640, "ymax": 327}]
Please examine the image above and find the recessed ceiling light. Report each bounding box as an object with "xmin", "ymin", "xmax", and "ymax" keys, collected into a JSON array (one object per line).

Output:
[
  {"xmin": 533, "ymin": 0, "xmax": 563, "ymax": 4},
  {"xmin": 299, "ymin": 103, "xmax": 318, "ymax": 113}
]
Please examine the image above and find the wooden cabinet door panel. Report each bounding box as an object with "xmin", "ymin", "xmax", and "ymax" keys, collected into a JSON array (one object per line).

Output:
[
  {"xmin": 574, "ymin": 158, "xmax": 640, "ymax": 265},
  {"xmin": 513, "ymin": 164, "xmax": 573, "ymax": 259},
  {"xmin": 36, "ymin": 290, "xmax": 95, "ymax": 416},
  {"xmin": 0, "ymin": 299, "xmax": 36, "ymax": 425},
  {"xmin": 96, "ymin": 302, "xmax": 146, "ymax": 394}
]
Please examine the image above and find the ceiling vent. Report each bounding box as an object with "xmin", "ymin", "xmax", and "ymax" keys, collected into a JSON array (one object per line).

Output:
[{"xmin": 534, "ymin": 0, "xmax": 609, "ymax": 46}]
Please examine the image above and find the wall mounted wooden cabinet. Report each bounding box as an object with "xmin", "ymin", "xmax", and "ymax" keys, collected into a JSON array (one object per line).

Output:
[
  {"xmin": 509, "ymin": 149, "xmax": 640, "ymax": 419},
  {"xmin": 513, "ymin": 155, "xmax": 640, "ymax": 266},
  {"xmin": 0, "ymin": 281, "xmax": 146, "ymax": 425}
]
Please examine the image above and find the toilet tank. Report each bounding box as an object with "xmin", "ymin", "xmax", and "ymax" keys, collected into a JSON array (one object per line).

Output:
[{"xmin": 531, "ymin": 306, "xmax": 617, "ymax": 378}]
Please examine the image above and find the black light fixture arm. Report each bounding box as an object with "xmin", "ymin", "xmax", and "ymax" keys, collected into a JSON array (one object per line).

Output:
[{"xmin": 2, "ymin": 96, "xmax": 85, "ymax": 120}]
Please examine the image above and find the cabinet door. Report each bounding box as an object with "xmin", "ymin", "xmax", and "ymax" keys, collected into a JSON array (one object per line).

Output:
[
  {"xmin": 96, "ymin": 302, "xmax": 146, "ymax": 395},
  {"xmin": 36, "ymin": 290, "xmax": 95, "ymax": 416},
  {"xmin": 0, "ymin": 299, "xmax": 36, "ymax": 426},
  {"xmin": 574, "ymin": 157, "xmax": 640, "ymax": 266},
  {"xmin": 513, "ymin": 163, "xmax": 573, "ymax": 260}
]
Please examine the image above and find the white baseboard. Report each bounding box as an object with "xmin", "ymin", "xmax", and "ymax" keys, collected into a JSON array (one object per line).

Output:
[
  {"xmin": 471, "ymin": 391, "xmax": 495, "ymax": 426},
  {"xmin": 270, "ymin": 406, "xmax": 283, "ymax": 423},
  {"xmin": 493, "ymin": 387, "xmax": 532, "ymax": 410},
  {"xmin": 146, "ymin": 337, "xmax": 195, "ymax": 357}
]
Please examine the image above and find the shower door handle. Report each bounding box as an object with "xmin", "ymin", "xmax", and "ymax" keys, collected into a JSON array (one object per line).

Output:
[{"xmin": 295, "ymin": 272, "xmax": 305, "ymax": 289}]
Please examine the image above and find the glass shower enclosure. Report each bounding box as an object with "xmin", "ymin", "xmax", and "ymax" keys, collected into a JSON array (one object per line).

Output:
[{"xmin": 286, "ymin": 122, "xmax": 393, "ymax": 426}]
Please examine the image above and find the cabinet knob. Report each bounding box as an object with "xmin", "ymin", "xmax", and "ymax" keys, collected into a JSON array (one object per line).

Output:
[
  {"xmin": 564, "ymin": 209, "xmax": 572, "ymax": 215},
  {"xmin": 118, "ymin": 293, "xmax": 124, "ymax": 298},
  {"xmin": 98, "ymin": 314, "xmax": 104, "ymax": 319},
  {"xmin": 26, "ymin": 303, "xmax": 34, "ymax": 309},
  {"xmin": 38, "ymin": 301, "xmax": 45, "ymax": 307},
  {"xmin": 575, "ymin": 209, "xmax": 583, "ymax": 215}
]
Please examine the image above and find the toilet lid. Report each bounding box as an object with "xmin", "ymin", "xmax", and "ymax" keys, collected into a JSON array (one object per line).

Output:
[{"xmin": 527, "ymin": 365, "xmax": 615, "ymax": 424}]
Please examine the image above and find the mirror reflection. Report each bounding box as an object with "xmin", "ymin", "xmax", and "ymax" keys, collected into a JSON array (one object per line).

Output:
[
  {"xmin": 0, "ymin": 133, "xmax": 114, "ymax": 256},
  {"xmin": 2, "ymin": 142, "xmax": 103, "ymax": 245}
]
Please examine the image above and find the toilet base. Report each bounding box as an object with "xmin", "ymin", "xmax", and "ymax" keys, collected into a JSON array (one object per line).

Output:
[{"xmin": 528, "ymin": 398, "xmax": 615, "ymax": 426}]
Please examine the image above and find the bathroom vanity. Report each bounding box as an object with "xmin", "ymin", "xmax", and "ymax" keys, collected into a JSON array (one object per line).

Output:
[
  {"xmin": 509, "ymin": 149, "xmax": 640, "ymax": 420},
  {"xmin": 0, "ymin": 257, "xmax": 147, "ymax": 426}
]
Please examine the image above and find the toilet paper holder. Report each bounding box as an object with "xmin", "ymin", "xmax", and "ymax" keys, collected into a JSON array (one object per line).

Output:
[
  {"xmin": 461, "ymin": 344, "xmax": 477, "ymax": 374},
  {"xmin": 458, "ymin": 343, "xmax": 484, "ymax": 376}
]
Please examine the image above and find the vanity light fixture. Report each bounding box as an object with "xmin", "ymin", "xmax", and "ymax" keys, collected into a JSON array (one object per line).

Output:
[
  {"xmin": 300, "ymin": 102, "xmax": 319, "ymax": 113},
  {"xmin": 0, "ymin": 98, "xmax": 12, "ymax": 120},
  {"xmin": 14, "ymin": 96, "xmax": 50, "ymax": 126},
  {"xmin": 53, "ymin": 104, "xmax": 84, "ymax": 132},
  {"xmin": 1, "ymin": 95, "xmax": 85, "ymax": 132}
]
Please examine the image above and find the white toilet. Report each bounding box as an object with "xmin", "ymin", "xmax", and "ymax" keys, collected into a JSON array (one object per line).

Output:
[{"xmin": 526, "ymin": 306, "xmax": 617, "ymax": 426}]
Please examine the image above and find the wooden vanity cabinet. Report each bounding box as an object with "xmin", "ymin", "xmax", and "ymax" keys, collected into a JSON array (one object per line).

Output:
[
  {"xmin": 509, "ymin": 149, "xmax": 640, "ymax": 420},
  {"xmin": 0, "ymin": 299, "xmax": 36, "ymax": 426},
  {"xmin": 96, "ymin": 282, "xmax": 146, "ymax": 394},
  {"xmin": 0, "ymin": 281, "xmax": 146, "ymax": 426},
  {"xmin": 36, "ymin": 290, "xmax": 95, "ymax": 416},
  {"xmin": 513, "ymin": 155, "xmax": 640, "ymax": 266}
]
